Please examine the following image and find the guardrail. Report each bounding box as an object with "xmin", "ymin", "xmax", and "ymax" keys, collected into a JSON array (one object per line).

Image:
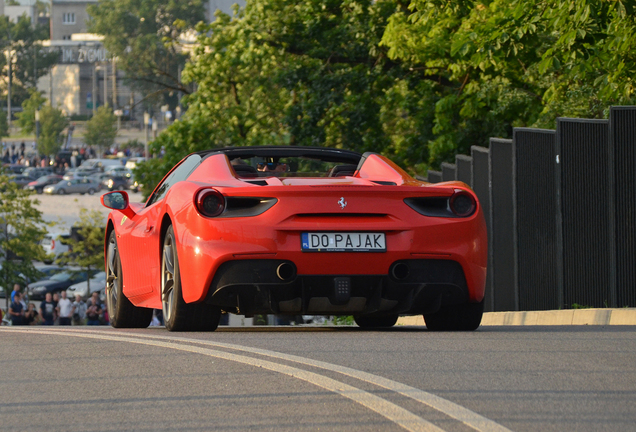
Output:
[{"xmin": 426, "ymin": 106, "xmax": 636, "ymax": 311}]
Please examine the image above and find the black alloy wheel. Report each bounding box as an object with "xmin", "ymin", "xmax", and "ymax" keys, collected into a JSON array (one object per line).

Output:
[
  {"xmin": 162, "ymin": 225, "xmax": 221, "ymax": 331},
  {"xmin": 105, "ymin": 230, "xmax": 153, "ymax": 328}
]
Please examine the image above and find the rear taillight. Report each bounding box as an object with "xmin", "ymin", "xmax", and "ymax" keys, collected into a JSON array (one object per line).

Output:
[
  {"xmin": 449, "ymin": 191, "xmax": 476, "ymax": 217},
  {"xmin": 51, "ymin": 239, "xmax": 55, "ymax": 250},
  {"xmin": 195, "ymin": 189, "xmax": 225, "ymax": 217}
]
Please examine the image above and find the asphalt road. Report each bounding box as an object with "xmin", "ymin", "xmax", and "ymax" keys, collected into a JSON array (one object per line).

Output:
[{"xmin": 1, "ymin": 325, "xmax": 635, "ymax": 432}]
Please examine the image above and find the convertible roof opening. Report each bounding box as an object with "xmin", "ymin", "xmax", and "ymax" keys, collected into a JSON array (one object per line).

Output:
[{"xmin": 199, "ymin": 146, "xmax": 364, "ymax": 179}]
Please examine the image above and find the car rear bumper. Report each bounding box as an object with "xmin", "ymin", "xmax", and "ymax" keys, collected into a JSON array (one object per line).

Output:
[{"xmin": 205, "ymin": 259, "xmax": 470, "ymax": 316}]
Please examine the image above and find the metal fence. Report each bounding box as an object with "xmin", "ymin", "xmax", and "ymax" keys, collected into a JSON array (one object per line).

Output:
[{"xmin": 426, "ymin": 106, "xmax": 636, "ymax": 311}]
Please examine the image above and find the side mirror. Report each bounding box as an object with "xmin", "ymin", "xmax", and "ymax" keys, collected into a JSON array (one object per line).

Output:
[
  {"xmin": 101, "ymin": 191, "xmax": 136, "ymax": 219},
  {"xmin": 102, "ymin": 191, "xmax": 128, "ymax": 210}
]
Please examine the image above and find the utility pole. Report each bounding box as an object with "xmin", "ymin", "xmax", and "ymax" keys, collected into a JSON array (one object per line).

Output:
[
  {"xmin": 7, "ymin": 51, "xmax": 12, "ymax": 129},
  {"xmin": 103, "ymin": 62, "xmax": 108, "ymax": 107},
  {"xmin": 112, "ymin": 57, "xmax": 117, "ymax": 110},
  {"xmin": 92, "ymin": 65, "xmax": 97, "ymax": 115}
]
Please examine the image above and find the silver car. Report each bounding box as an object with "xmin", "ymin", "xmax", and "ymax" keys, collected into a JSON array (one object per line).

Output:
[{"xmin": 44, "ymin": 178, "xmax": 101, "ymax": 195}]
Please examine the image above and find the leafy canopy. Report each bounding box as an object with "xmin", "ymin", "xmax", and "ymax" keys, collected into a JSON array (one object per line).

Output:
[
  {"xmin": 84, "ymin": 106, "xmax": 118, "ymax": 153},
  {"xmin": 87, "ymin": 0, "xmax": 207, "ymax": 108},
  {"xmin": 38, "ymin": 105, "xmax": 69, "ymax": 158},
  {"xmin": 0, "ymin": 174, "xmax": 47, "ymax": 310}
]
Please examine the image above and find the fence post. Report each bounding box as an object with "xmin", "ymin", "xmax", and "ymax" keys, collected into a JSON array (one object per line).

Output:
[
  {"xmin": 609, "ymin": 107, "xmax": 636, "ymax": 307},
  {"xmin": 489, "ymin": 138, "xmax": 516, "ymax": 311},
  {"xmin": 441, "ymin": 162, "xmax": 457, "ymax": 182},
  {"xmin": 427, "ymin": 170, "xmax": 442, "ymax": 183},
  {"xmin": 556, "ymin": 118, "xmax": 612, "ymax": 308},
  {"xmin": 455, "ymin": 154, "xmax": 472, "ymax": 187},
  {"xmin": 513, "ymin": 128, "xmax": 559, "ymax": 310},
  {"xmin": 471, "ymin": 146, "xmax": 493, "ymax": 312}
]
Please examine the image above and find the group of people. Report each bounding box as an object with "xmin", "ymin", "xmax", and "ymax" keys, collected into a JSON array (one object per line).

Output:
[{"xmin": 6, "ymin": 284, "xmax": 108, "ymax": 326}]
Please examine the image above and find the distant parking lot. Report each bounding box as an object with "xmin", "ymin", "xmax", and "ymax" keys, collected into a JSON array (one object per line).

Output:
[{"xmin": 32, "ymin": 190, "xmax": 145, "ymax": 229}]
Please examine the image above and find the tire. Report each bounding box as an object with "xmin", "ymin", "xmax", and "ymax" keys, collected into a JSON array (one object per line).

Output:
[
  {"xmin": 162, "ymin": 225, "xmax": 221, "ymax": 331},
  {"xmin": 106, "ymin": 230, "xmax": 153, "ymax": 328},
  {"xmin": 57, "ymin": 189, "xmax": 66, "ymax": 195},
  {"xmin": 354, "ymin": 315, "xmax": 398, "ymax": 328},
  {"xmin": 423, "ymin": 300, "xmax": 484, "ymax": 331},
  {"xmin": 87, "ymin": 188, "xmax": 96, "ymax": 195},
  {"xmin": 36, "ymin": 188, "xmax": 43, "ymax": 194}
]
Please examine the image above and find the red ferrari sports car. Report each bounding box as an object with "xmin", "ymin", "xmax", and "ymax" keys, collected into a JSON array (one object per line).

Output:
[{"xmin": 101, "ymin": 146, "xmax": 487, "ymax": 331}]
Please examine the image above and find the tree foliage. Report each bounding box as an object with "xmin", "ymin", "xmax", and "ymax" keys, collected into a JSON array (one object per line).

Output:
[
  {"xmin": 0, "ymin": 15, "xmax": 58, "ymax": 108},
  {"xmin": 84, "ymin": 106, "xmax": 118, "ymax": 154},
  {"xmin": 132, "ymin": 0, "xmax": 636, "ymax": 195},
  {"xmin": 16, "ymin": 89, "xmax": 47, "ymax": 135},
  {"xmin": 0, "ymin": 174, "xmax": 47, "ymax": 310},
  {"xmin": 87, "ymin": 0, "xmax": 206, "ymax": 108},
  {"xmin": 56, "ymin": 208, "xmax": 105, "ymax": 293},
  {"xmin": 38, "ymin": 105, "xmax": 68, "ymax": 157}
]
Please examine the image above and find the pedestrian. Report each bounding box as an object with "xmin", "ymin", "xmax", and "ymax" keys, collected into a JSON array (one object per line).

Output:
[
  {"xmin": 40, "ymin": 292, "xmax": 56, "ymax": 325},
  {"xmin": 52, "ymin": 292, "xmax": 60, "ymax": 324},
  {"xmin": 10, "ymin": 283, "xmax": 21, "ymax": 303},
  {"xmin": 23, "ymin": 303, "xmax": 39, "ymax": 325},
  {"xmin": 85, "ymin": 292, "xmax": 103, "ymax": 326},
  {"xmin": 57, "ymin": 291, "xmax": 73, "ymax": 326},
  {"xmin": 72, "ymin": 294, "xmax": 86, "ymax": 325},
  {"xmin": 9, "ymin": 292, "xmax": 25, "ymax": 326}
]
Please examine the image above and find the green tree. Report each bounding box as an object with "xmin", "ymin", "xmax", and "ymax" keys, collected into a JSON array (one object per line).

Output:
[
  {"xmin": 56, "ymin": 208, "xmax": 105, "ymax": 294},
  {"xmin": 84, "ymin": 105, "xmax": 117, "ymax": 155},
  {"xmin": 16, "ymin": 88, "xmax": 47, "ymax": 135},
  {"xmin": 87, "ymin": 0, "xmax": 206, "ymax": 107},
  {"xmin": 38, "ymin": 105, "xmax": 68, "ymax": 158},
  {"xmin": 0, "ymin": 174, "xmax": 47, "ymax": 310},
  {"xmin": 0, "ymin": 15, "xmax": 58, "ymax": 108},
  {"xmin": 0, "ymin": 110, "xmax": 8, "ymax": 139}
]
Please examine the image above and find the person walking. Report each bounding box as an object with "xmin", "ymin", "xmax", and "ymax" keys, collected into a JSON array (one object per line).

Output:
[
  {"xmin": 57, "ymin": 291, "xmax": 73, "ymax": 326},
  {"xmin": 9, "ymin": 292, "xmax": 25, "ymax": 326},
  {"xmin": 40, "ymin": 293, "xmax": 56, "ymax": 325},
  {"xmin": 85, "ymin": 292, "xmax": 103, "ymax": 326}
]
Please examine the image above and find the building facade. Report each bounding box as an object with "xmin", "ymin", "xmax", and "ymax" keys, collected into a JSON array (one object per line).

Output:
[{"xmin": 50, "ymin": 0, "xmax": 97, "ymax": 40}]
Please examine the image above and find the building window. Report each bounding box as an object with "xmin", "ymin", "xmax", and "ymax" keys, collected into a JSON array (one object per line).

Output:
[
  {"xmin": 62, "ymin": 35, "xmax": 71, "ymax": 40},
  {"xmin": 62, "ymin": 13, "xmax": 75, "ymax": 24}
]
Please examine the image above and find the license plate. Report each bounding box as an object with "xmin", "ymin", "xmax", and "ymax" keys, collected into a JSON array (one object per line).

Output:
[{"xmin": 301, "ymin": 232, "xmax": 386, "ymax": 252}]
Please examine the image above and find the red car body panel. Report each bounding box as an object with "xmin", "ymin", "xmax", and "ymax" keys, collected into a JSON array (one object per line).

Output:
[{"xmin": 104, "ymin": 148, "xmax": 487, "ymax": 316}]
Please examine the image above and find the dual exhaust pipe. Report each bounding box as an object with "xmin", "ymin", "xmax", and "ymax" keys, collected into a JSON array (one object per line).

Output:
[{"xmin": 276, "ymin": 261, "xmax": 409, "ymax": 281}]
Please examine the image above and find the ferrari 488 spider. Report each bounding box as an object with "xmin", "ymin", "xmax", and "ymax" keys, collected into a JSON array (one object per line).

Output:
[{"xmin": 101, "ymin": 146, "xmax": 487, "ymax": 331}]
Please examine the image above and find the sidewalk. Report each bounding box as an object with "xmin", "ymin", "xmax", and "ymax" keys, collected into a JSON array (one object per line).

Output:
[{"xmin": 397, "ymin": 308, "xmax": 636, "ymax": 326}]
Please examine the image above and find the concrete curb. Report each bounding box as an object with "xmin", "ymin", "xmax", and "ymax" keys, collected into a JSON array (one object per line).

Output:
[{"xmin": 396, "ymin": 308, "xmax": 636, "ymax": 327}]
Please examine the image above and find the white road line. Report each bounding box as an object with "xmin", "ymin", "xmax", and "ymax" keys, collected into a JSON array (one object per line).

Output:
[
  {"xmin": 2, "ymin": 328, "xmax": 443, "ymax": 432},
  {"xmin": 10, "ymin": 328, "xmax": 512, "ymax": 432}
]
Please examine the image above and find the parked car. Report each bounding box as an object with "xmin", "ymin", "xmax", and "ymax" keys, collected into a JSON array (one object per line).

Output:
[
  {"xmin": 10, "ymin": 174, "xmax": 33, "ymax": 188},
  {"xmin": 25, "ymin": 174, "xmax": 63, "ymax": 194},
  {"xmin": 23, "ymin": 167, "xmax": 54, "ymax": 180},
  {"xmin": 40, "ymin": 232, "xmax": 71, "ymax": 263},
  {"xmin": 104, "ymin": 166, "xmax": 132, "ymax": 178},
  {"xmin": 101, "ymin": 146, "xmax": 487, "ymax": 331},
  {"xmin": 62, "ymin": 167, "xmax": 98, "ymax": 181},
  {"xmin": 27, "ymin": 270, "xmax": 94, "ymax": 300},
  {"xmin": 124, "ymin": 157, "xmax": 145, "ymax": 170},
  {"xmin": 44, "ymin": 178, "xmax": 101, "ymax": 195},
  {"xmin": 100, "ymin": 174, "xmax": 130, "ymax": 191},
  {"xmin": 66, "ymin": 271, "xmax": 106, "ymax": 299},
  {"xmin": 2, "ymin": 164, "xmax": 26, "ymax": 174},
  {"xmin": 79, "ymin": 158, "xmax": 122, "ymax": 172}
]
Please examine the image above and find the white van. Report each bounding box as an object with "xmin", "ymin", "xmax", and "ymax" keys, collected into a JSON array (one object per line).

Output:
[{"xmin": 80, "ymin": 158, "xmax": 123, "ymax": 171}]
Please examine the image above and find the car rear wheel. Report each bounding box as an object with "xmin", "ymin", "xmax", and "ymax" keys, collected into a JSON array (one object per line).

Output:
[
  {"xmin": 423, "ymin": 300, "xmax": 484, "ymax": 331},
  {"xmin": 88, "ymin": 188, "xmax": 95, "ymax": 195},
  {"xmin": 106, "ymin": 230, "xmax": 153, "ymax": 328},
  {"xmin": 354, "ymin": 315, "xmax": 398, "ymax": 328},
  {"xmin": 162, "ymin": 225, "xmax": 221, "ymax": 331},
  {"xmin": 57, "ymin": 189, "xmax": 65, "ymax": 195}
]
